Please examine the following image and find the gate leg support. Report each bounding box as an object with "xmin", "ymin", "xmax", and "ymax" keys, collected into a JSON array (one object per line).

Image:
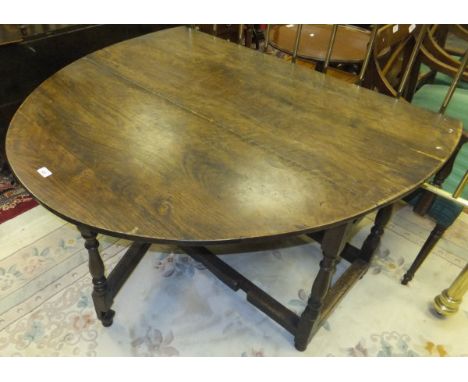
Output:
[{"xmin": 294, "ymin": 222, "xmax": 353, "ymax": 351}]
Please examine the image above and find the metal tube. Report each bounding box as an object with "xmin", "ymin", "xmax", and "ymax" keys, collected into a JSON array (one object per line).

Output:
[
  {"xmin": 292, "ymin": 24, "xmax": 303, "ymax": 64},
  {"xmin": 439, "ymin": 48, "xmax": 468, "ymax": 114},
  {"xmin": 421, "ymin": 182, "xmax": 468, "ymax": 208},
  {"xmin": 213, "ymin": 24, "xmax": 217, "ymax": 34},
  {"xmin": 397, "ymin": 24, "xmax": 429, "ymax": 98},
  {"xmin": 356, "ymin": 24, "xmax": 379, "ymax": 86},
  {"xmin": 453, "ymin": 170, "xmax": 468, "ymax": 198},
  {"xmin": 323, "ymin": 24, "xmax": 338, "ymax": 73},
  {"xmin": 264, "ymin": 24, "xmax": 270, "ymax": 52}
]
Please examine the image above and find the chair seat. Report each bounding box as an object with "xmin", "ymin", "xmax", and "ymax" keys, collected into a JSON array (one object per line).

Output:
[
  {"xmin": 433, "ymin": 72, "xmax": 468, "ymax": 90},
  {"xmin": 405, "ymin": 190, "xmax": 464, "ymax": 227},
  {"xmin": 412, "ymin": 84, "xmax": 468, "ymax": 199},
  {"xmin": 420, "ymin": 63, "xmax": 468, "ymax": 90},
  {"xmin": 412, "ymin": 84, "xmax": 468, "ymax": 129}
]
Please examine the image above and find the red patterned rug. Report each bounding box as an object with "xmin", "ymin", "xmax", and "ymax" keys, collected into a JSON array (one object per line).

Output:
[{"xmin": 0, "ymin": 173, "xmax": 38, "ymax": 224}]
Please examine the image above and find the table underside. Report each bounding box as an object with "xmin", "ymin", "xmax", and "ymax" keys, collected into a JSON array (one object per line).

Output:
[{"xmin": 78, "ymin": 205, "xmax": 392, "ymax": 351}]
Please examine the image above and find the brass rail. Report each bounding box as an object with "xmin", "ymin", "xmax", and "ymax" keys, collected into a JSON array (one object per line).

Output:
[{"xmin": 421, "ymin": 181, "xmax": 468, "ymax": 208}]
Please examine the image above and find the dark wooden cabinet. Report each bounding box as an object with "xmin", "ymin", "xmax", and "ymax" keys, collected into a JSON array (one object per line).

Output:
[
  {"xmin": 197, "ymin": 24, "xmax": 240, "ymax": 41},
  {"xmin": 0, "ymin": 24, "xmax": 176, "ymax": 171}
]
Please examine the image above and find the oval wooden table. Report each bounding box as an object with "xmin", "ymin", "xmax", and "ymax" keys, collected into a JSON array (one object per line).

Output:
[
  {"xmin": 268, "ymin": 24, "xmax": 372, "ymax": 64},
  {"xmin": 6, "ymin": 26, "xmax": 462, "ymax": 351}
]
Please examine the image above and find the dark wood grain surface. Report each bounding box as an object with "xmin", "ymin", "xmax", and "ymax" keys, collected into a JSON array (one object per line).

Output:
[
  {"xmin": 0, "ymin": 24, "xmax": 174, "ymax": 168},
  {"xmin": 268, "ymin": 24, "xmax": 371, "ymax": 63},
  {"xmin": 6, "ymin": 26, "xmax": 462, "ymax": 244}
]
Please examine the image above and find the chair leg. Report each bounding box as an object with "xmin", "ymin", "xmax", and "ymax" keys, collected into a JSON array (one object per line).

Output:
[
  {"xmin": 414, "ymin": 139, "xmax": 463, "ymax": 216},
  {"xmin": 401, "ymin": 223, "xmax": 447, "ymax": 285}
]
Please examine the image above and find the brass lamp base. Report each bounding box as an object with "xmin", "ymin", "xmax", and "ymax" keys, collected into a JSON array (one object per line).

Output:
[{"xmin": 433, "ymin": 264, "xmax": 468, "ymax": 317}]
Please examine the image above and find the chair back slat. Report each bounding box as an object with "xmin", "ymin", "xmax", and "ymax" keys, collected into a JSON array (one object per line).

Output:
[
  {"xmin": 453, "ymin": 171, "xmax": 468, "ymax": 199},
  {"xmin": 397, "ymin": 25, "xmax": 429, "ymax": 97},
  {"xmin": 381, "ymin": 39, "xmax": 411, "ymax": 76},
  {"xmin": 374, "ymin": 24, "xmax": 416, "ymax": 55},
  {"xmin": 421, "ymin": 25, "xmax": 468, "ymax": 82},
  {"xmin": 356, "ymin": 25, "xmax": 379, "ymax": 86},
  {"xmin": 291, "ymin": 24, "xmax": 303, "ymax": 63},
  {"xmin": 362, "ymin": 24, "xmax": 421, "ymax": 99},
  {"xmin": 265, "ymin": 24, "xmax": 343, "ymax": 72},
  {"xmin": 264, "ymin": 24, "xmax": 270, "ymax": 52},
  {"xmin": 448, "ymin": 24, "xmax": 468, "ymax": 42},
  {"xmin": 238, "ymin": 24, "xmax": 244, "ymax": 45},
  {"xmin": 322, "ymin": 25, "xmax": 338, "ymax": 73},
  {"xmin": 439, "ymin": 48, "xmax": 468, "ymax": 114}
]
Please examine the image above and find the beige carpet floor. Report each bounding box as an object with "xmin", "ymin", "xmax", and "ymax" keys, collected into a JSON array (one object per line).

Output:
[{"xmin": 0, "ymin": 203, "xmax": 467, "ymax": 356}]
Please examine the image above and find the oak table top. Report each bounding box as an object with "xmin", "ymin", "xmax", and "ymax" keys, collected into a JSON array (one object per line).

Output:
[
  {"xmin": 268, "ymin": 24, "xmax": 372, "ymax": 63},
  {"xmin": 6, "ymin": 26, "xmax": 462, "ymax": 245}
]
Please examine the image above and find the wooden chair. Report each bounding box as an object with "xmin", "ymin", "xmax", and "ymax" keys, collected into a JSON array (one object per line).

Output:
[
  {"xmin": 360, "ymin": 24, "xmax": 425, "ymax": 100},
  {"xmin": 415, "ymin": 24, "xmax": 468, "ymax": 92},
  {"xmin": 263, "ymin": 24, "xmax": 364, "ymax": 84},
  {"xmin": 274, "ymin": 24, "xmax": 422, "ymax": 97},
  {"xmin": 422, "ymin": 25, "xmax": 468, "ymax": 75},
  {"xmin": 325, "ymin": 23, "xmax": 424, "ymax": 95},
  {"xmin": 411, "ymin": 27, "xmax": 468, "ymax": 215},
  {"xmin": 355, "ymin": 25, "xmax": 468, "ymax": 285},
  {"xmin": 401, "ymin": 49, "xmax": 468, "ymax": 285}
]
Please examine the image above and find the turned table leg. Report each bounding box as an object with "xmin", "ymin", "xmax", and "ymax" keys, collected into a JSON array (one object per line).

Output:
[
  {"xmin": 360, "ymin": 204, "xmax": 393, "ymax": 262},
  {"xmin": 433, "ymin": 264, "xmax": 468, "ymax": 316},
  {"xmin": 78, "ymin": 226, "xmax": 115, "ymax": 327},
  {"xmin": 294, "ymin": 222, "xmax": 353, "ymax": 351}
]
